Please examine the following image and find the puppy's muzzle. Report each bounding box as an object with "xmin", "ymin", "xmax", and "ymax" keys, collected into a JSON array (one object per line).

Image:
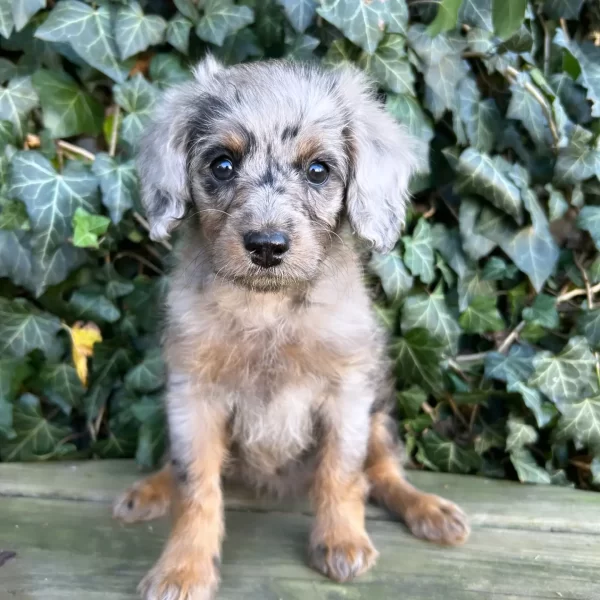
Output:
[{"xmin": 243, "ymin": 230, "xmax": 290, "ymax": 269}]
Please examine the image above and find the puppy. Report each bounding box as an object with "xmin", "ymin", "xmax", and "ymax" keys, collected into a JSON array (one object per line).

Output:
[{"xmin": 113, "ymin": 56, "xmax": 469, "ymax": 600}]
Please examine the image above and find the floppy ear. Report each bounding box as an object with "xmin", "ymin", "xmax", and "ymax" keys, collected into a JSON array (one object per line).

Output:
[
  {"xmin": 340, "ymin": 68, "xmax": 426, "ymax": 253},
  {"xmin": 136, "ymin": 55, "xmax": 224, "ymax": 241}
]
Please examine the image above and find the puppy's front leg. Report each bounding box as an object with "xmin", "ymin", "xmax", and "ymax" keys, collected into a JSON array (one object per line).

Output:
[
  {"xmin": 139, "ymin": 377, "xmax": 228, "ymax": 600},
  {"xmin": 309, "ymin": 381, "xmax": 378, "ymax": 583}
]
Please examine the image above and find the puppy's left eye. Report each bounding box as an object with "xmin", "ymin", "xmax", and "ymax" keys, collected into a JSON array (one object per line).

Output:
[
  {"xmin": 211, "ymin": 156, "xmax": 235, "ymax": 181},
  {"xmin": 306, "ymin": 161, "xmax": 329, "ymax": 185}
]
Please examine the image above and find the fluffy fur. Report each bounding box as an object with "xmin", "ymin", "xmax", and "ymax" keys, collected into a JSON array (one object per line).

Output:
[{"xmin": 114, "ymin": 57, "xmax": 469, "ymax": 600}]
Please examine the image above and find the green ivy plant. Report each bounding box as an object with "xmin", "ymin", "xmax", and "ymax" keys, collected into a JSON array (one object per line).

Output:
[{"xmin": 1, "ymin": 0, "xmax": 600, "ymax": 489}]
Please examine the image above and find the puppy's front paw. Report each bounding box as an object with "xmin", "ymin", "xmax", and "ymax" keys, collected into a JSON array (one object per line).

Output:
[
  {"xmin": 309, "ymin": 534, "xmax": 378, "ymax": 583},
  {"xmin": 404, "ymin": 493, "xmax": 470, "ymax": 545},
  {"xmin": 113, "ymin": 481, "xmax": 170, "ymax": 524},
  {"xmin": 138, "ymin": 555, "xmax": 219, "ymax": 600}
]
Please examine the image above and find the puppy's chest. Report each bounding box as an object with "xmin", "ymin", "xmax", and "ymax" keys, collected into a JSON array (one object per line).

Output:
[
  {"xmin": 228, "ymin": 380, "xmax": 323, "ymax": 479},
  {"xmin": 190, "ymin": 325, "xmax": 349, "ymax": 395}
]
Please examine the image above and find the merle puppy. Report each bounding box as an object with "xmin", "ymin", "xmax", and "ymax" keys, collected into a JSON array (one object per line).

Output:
[{"xmin": 113, "ymin": 56, "xmax": 469, "ymax": 600}]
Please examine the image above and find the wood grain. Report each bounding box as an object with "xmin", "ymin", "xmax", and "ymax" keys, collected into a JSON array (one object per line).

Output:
[
  {"xmin": 1, "ymin": 462, "xmax": 599, "ymax": 600},
  {"xmin": 1, "ymin": 460, "xmax": 599, "ymax": 533}
]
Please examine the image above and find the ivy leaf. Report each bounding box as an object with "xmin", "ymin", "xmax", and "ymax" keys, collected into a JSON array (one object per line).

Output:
[
  {"xmin": 0, "ymin": 356, "xmax": 31, "ymax": 402},
  {"xmin": 529, "ymin": 337, "xmax": 596, "ymax": 404},
  {"xmin": 31, "ymin": 244, "xmax": 87, "ymax": 297},
  {"xmin": 359, "ymin": 35, "xmax": 414, "ymax": 95},
  {"xmin": 543, "ymin": 0, "xmax": 583, "ymax": 19},
  {"xmin": 369, "ymin": 250, "xmax": 413, "ymax": 304},
  {"xmin": 408, "ymin": 26, "xmax": 468, "ymax": 120},
  {"xmin": 492, "ymin": 0, "xmax": 527, "ymax": 40},
  {"xmin": 285, "ymin": 33, "xmax": 319, "ymax": 61},
  {"xmin": 322, "ymin": 38, "xmax": 358, "ymax": 68},
  {"xmin": 214, "ymin": 28, "xmax": 262, "ymax": 64},
  {"xmin": 482, "ymin": 256, "xmax": 517, "ymax": 281},
  {"xmin": 403, "ymin": 219, "xmax": 435, "ymax": 284},
  {"xmin": 10, "ymin": 151, "xmax": 100, "ymax": 260},
  {"xmin": 459, "ymin": 296, "xmax": 504, "ymax": 334},
  {"xmin": 0, "ymin": 297, "xmax": 61, "ymax": 358},
  {"xmin": 554, "ymin": 127, "xmax": 600, "ymax": 184},
  {"xmin": 35, "ymin": 1, "xmax": 128, "ymax": 83},
  {"xmin": 0, "ymin": 118, "xmax": 15, "ymax": 147},
  {"xmin": 0, "ymin": 198, "xmax": 29, "ymax": 230},
  {"xmin": 67, "ymin": 321, "xmax": 101, "ymax": 387},
  {"xmin": 386, "ymin": 93, "xmax": 434, "ymax": 145},
  {"xmin": 546, "ymin": 184, "xmax": 569, "ymax": 221},
  {"xmin": 427, "ymin": 0, "xmax": 461, "ymax": 36},
  {"xmin": 196, "ymin": 0, "xmax": 254, "ymax": 47},
  {"xmin": 92, "ymin": 153, "xmax": 139, "ymax": 224},
  {"xmin": 523, "ymin": 294, "xmax": 559, "ymax": 329},
  {"xmin": 136, "ymin": 409, "xmax": 166, "ymax": 469},
  {"xmin": 12, "ymin": 1, "xmax": 46, "ymax": 33},
  {"xmin": 0, "ymin": 2, "xmax": 14, "ymax": 39},
  {"xmin": 317, "ymin": 0, "xmax": 387, "ymax": 54},
  {"xmin": 383, "ymin": 0, "xmax": 409, "ymax": 35},
  {"xmin": 114, "ymin": 1, "xmax": 167, "ymax": 61},
  {"xmin": 458, "ymin": 198, "xmax": 497, "ymax": 260},
  {"xmin": 37, "ymin": 363, "xmax": 85, "ymax": 414},
  {"xmin": 510, "ymin": 448, "xmax": 551, "ymax": 484},
  {"xmin": 397, "ymin": 385, "xmax": 427, "ymax": 419},
  {"xmin": 0, "ymin": 76, "xmax": 38, "ymax": 139},
  {"xmin": 0, "ymin": 230, "xmax": 28, "ymax": 286},
  {"xmin": 551, "ymin": 73, "xmax": 591, "ymax": 125},
  {"xmin": 84, "ymin": 340, "xmax": 133, "ymax": 421},
  {"xmin": 507, "ymin": 80, "xmax": 553, "ymax": 150},
  {"xmin": 69, "ymin": 289, "xmax": 120, "ymax": 324},
  {"xmin": 554, "ymin": 32, "xmax": 600, "ymax": 119},
  {"xmin": 72, "ymin": 207, "xmax": 110, "ymax": 249},
  {"xmin": 394, "ymin": 328, "xmax": 445, "ymax": 393},
  {"xmin": 459, "ymin": 0, "xmax": 493, "ymax": 31},
  {"xmin": 457, "ymin": 268, "xmax": 495, "ymax": 312},
  {"xmin": 99, "ymin": 264, "xmax": 134, "ymax": 302},
  {"xmin": 457, "ymin": 77, "xmax": 500, "ymax": 153},
  {"xmin": 113, "ymin": 75, "xmax": 159, "ymax": 150},
  {"xmin": 456, "ymin": 148, "xmax": 523, "ymax": 223},
  {"xmin": 418, "ymin": 431, "xmax": 481, "ymax": 474},
  {"xmin": 166, "ymin": 13, "xmax": 192, "ymax": 55},
  {"xmin": 424, "ymin": 52, "xmax": 468, "ymax": 121},
  {"xmin": 506, "ymin": 415, "xmax": 538, "ymax": 452},
  {"xmin": 174, "ymin": 0, "xmax": 199, "ymax": 22},
  {"xmin": 32, "ymin": 69, "xmax": 103, "ymax": 138},
  {"xmin": 485, "ymin": 344, "xmax": 536, "ymax": 383},
  {"xmin": 507, "ymin": 380, "xmax": 557, "ymax": 428},
  {"xmin": 430, "ymin": 224, "xmax": 469, "ymax": 278},
  {"xmin": 125, "ymin": 348, "xmax": 166, "ymax": 394},
  {"xmin": 556, "ymin": 395, "xmax": 600, "ymax": 452},
  {"xmin": 0, "ymin": 393, "xmax": 73, "ymax": 461},
  {"xmin": 577, "ymin": 206, "xmax": 600, "ymax": 251},
  {"xmin": 401, "ymin": 284, "xmax": 461, "ymax": 353},
  {"xmin": 577, "ymin": 309, "xmax": 600, "ymax": 349},
  {"xmin": 277, "ymin": 0, "xmax": 316, "ymax": 33},
  {"xmin": 501, "ymin": 224, "xmax": 559, "ymax": 293}
]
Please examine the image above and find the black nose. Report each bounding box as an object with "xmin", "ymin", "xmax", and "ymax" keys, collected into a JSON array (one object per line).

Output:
[{"xmin": 243, "ymin": 231, "xmax": 290, "ymax": 268}]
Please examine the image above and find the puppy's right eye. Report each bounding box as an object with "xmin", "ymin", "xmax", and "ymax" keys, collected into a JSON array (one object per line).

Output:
[{"xmin": 211, "ymin": 156, "xmax": 235, "ymax": 181}]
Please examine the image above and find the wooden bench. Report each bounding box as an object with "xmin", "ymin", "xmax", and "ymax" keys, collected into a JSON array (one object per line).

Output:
[{"xmin": 1, "ymin": 460, "xmax": 598, "ymax": 599}]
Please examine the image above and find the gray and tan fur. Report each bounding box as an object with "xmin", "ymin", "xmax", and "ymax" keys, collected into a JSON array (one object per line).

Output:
[{"xmin": 114, "ymin": 56, "xmax": 469, "ymax": 600}]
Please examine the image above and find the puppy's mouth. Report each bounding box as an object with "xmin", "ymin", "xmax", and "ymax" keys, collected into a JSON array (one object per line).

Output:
[{"xmin": 225, "ymin": 268, "xmax": 297, "ymax": 293}]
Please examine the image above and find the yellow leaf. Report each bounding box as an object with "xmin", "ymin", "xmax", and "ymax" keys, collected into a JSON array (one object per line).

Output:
[{"xmin": 66, "ymin": 321, "xmax": 102, "ymax": 387}]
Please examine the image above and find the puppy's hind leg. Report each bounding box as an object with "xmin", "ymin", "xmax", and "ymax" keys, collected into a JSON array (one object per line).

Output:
[
  {"xmin": 113, "ymin": 463, "xmax": 173, "ymax": 523},
  {"xmin": 366, "ymin": 412, "xmax": 470, "ymax": 545}
]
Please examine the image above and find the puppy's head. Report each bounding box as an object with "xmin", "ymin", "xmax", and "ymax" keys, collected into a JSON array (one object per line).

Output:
[{"xmin": 138, "ymin": 56, "xmax": 424, "ymax": 291}]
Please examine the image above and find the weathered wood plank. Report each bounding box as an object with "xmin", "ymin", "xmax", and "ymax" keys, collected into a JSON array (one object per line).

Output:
[
  {"xmin": 1, "ymin": 460, "xmax": 599, "ymax": 534},
  {"xmin": 1, "ymin": 494, "xmax": 599, "ymax": 600}
]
